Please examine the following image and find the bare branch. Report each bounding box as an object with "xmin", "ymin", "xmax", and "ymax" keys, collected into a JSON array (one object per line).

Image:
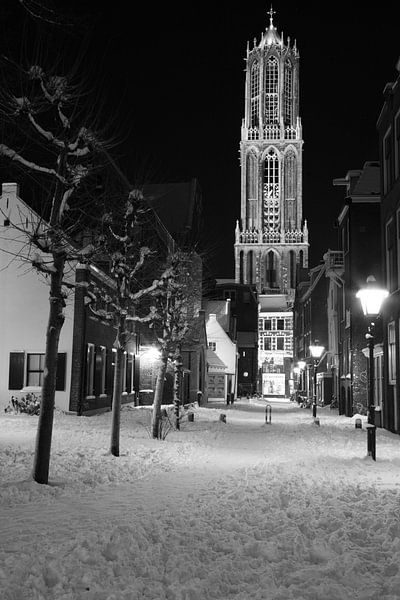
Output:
[
  {"xmin": 0, "ymin": 143, "xmax": 68, "ymax": 183},
  {"xmin": 27, "ymin": 112, "xmax": 65, "ymax": 148}
]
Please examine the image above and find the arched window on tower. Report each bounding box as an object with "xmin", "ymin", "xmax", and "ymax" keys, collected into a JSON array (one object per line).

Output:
[
  {"xmin": 284, "ymin": 60, "xmax": 293, "ymax": 126},
  {"xmin": 246, "ymin": 152, "xmax": 257, "ymax": 202},
  {"xmin": 284, "ymin": 151, "xmax": 297, "ymax": 228},
  {"xmin": 247, "ymin": 250, "xmax": 254, "ymax": 284},
  {"xmin": 265, "ymin": 57, "xmax": 278, "ymax": 125},
  {"xmin": 263, "ymin": 150, "xmax": 280, "ymax": 230},
  {"xmin": 250, "ymin": 61, "xmax": 260, "ymax": 128},
  {"xmin": 299, "ymin": 250, "xmax": 304, "ymax": 268},
  {"xmin": 265, "ymin": 250, "xmax": 277, "ymax": 288},
  {"xmin": 289, "ymin": 250, "xmax": 296, "ymax": 288},
  {"xmin": 239, "ymin": 251, "xmax": 244, "ymax": 284}
]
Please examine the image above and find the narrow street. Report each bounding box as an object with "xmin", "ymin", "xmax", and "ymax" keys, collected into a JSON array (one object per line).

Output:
[{"xmin": 1, "ymin": 400, "xmax": 400, "ymax": 599}]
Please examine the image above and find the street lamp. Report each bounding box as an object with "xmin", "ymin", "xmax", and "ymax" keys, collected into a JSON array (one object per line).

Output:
[
  {"xmin": 309, "ymin": 343, "xmax": 325, "ymax": 418},
  {"xmin": 356, "ymin": 276, "xmax": 388, "ymax": 460}
]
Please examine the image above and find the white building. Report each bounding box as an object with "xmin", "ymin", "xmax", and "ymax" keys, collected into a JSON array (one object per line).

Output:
[
  {"xmin": 204, "ymin": 301, "xmax": 238, "ymax": 402},
  {"xmin": 0, "ymin": 183, "xmax": 74, "ymax": 412}
]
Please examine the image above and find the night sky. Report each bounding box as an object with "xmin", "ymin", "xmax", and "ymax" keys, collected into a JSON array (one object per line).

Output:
[{"xmin": 2, "ymin": 2, "xmax": 400, "ymax": 279}]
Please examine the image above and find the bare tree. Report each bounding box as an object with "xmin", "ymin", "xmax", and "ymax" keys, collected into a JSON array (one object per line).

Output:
[
  {"xmin": 84, "ymin": 188, "xmax": 171, "ymax": 456},
  {"xmin": 150, "ymin": 251, "xmax": 201, "ymax": 438},
  {"xmin": 0, "ymin": 61, "xmax": 109, "ymax": 484}
]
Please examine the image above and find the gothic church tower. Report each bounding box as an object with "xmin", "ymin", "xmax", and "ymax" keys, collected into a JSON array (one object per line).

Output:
[{"xmin": 234, "ymin": 8, "xmax": 308, "ymax": 299}]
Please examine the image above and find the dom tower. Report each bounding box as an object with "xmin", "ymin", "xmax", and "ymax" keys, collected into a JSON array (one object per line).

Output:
[{"xmin": 234, "ymin": 9, "xmax": 309, "ymax": 397}]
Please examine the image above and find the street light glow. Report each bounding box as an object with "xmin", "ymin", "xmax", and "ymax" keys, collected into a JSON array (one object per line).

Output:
[
  {"xmin": 356, "ymin": 275, "xmax": 389, "ymax": 317},
  {"xmin": 309, "ymin": 344, "xmax": 324, "ymax": 359}
]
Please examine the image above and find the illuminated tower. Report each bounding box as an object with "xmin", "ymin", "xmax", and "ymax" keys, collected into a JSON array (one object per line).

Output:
[
  {"xmin": 234, "ymin": 7, "xmax": 308, "ymax": 295},
  {"xmin": 234, "ymin": 8, "xmax": 309, "ymax": 397}
]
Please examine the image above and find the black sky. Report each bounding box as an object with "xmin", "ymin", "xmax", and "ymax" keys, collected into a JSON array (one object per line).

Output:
[{"xmin": 2, "ymin": 2, "xmax": 400, "ymax": 279}]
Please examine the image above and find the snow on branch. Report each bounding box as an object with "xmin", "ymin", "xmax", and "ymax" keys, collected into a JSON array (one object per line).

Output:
[{"xmin": 0, "ymin": 144, "xmax": 68, "ymax": 183}]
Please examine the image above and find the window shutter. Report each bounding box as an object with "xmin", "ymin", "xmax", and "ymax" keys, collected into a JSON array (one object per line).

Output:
[
  {"xmin": 56, "ymin": 353, "xmax": 66, "ymax": 391},
  {"xmin": 8, "ymin": 352, "xmax": 25, "ymax": 390}
]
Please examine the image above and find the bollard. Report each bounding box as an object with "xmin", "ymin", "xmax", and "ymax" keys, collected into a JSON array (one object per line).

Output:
[
  {"xmin": 219, "ymin": 413, "xmax": 226, "ymax": 423},
  {"xmin": 355, "ymin": 418, "xmax": 362, "ymax": 429},
  {"xmin": 366, "ymin": 424, "xmax": 376, "ymax": 461},
  {"xmin": 265, "ymin": 404, "xmax": 272, "ymax": 424}
]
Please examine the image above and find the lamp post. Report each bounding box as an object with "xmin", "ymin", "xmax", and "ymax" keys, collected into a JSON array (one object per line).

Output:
[
  {"xmin": 309, "ymin": 343, "xmax": 325, "ymax": 418},
  {"xmin": 356, "ymin": 276, "xmax": 388, "ymax": 459},
  {"xmin": 295, "ymin": 360, "xmax": 306, "ymax": 403}
]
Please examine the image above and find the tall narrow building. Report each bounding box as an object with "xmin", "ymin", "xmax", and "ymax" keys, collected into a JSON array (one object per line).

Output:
[{"xmin": 234, "ymin": 9, "xmax": 309, "ymax": 397}]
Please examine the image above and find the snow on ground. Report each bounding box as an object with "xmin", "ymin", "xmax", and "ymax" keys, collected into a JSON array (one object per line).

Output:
[{"xmin": 1, "ymin": 399, "xmax": 400, "ymax": 600}]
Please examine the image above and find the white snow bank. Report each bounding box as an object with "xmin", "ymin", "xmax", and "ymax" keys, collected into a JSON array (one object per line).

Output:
[{"xmin": 1, "ymin": 402, "xmax": 400, "ymax": 599}]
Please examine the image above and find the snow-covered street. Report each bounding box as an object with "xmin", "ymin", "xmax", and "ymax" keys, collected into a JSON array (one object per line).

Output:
[{"xmin": 1, "ymin": 400, "xmax": 400, "ymax": 600}]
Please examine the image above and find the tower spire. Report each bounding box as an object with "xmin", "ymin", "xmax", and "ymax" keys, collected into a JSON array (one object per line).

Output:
[{"xmin": 268, "ymin": 5, "xmax": 276, "ymax": 27}]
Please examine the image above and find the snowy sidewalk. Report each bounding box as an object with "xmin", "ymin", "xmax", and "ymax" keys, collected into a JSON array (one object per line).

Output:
[{"xmin": 1, "ymin": 401, "xmax": 400, "ymax": 599}]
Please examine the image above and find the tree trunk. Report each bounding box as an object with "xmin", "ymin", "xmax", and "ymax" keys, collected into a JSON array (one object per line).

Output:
[
  {"xmin": 174, "ymin": 355, "xmax": 182, "ymax": 430},
  {"xmin": 110, "ymin": 346, "xmax": 125, "ymax": 456},
  {"xmin": 152, "ymin": 352, "xmax": 168, "ymax": 439},
  {"xmin": 33, "ymin": 256, "xmax": 65, "ymax": 484}
]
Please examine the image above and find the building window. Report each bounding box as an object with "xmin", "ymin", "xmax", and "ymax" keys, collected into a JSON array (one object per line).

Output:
[
  {"xmin": 388, "ymin": 321, "xmax": 396, "ymax": 384},
  {"xmin": 265, "ymin": 56, "xmax": 279, "ymax": 125},
  {"xmin": 395, "ymin": 110, "xmax": 400, "ymax": 180},
  {"xmin": 247, "ymin": 251, "xmax": 254, "ymax": 285},
  {"xmin": 386, "ymin": 219, "xmax": 398, "ymax": 292},
  {"xmin": 208, "ymin": 342, "xmax": 217, "ymax": 352},
  {"xmin": 95, "ymin": 346, "xmax": 106, "ymax": 396},
  {"xmin": 264, "ymin": 337, "xmax": 272, "ymax": 351},
  {"xmin": 375, "ymin": 354, "xmax": 383, "ymax": 408},
  {"xmin": 264, "ymin": 319, "xmax": 272, "ymax": 330},
  {"xmin": 383, "ymin": 129, "xmax": 393, "ymax": 193},
  {"xmin": 250, "ymin": 61, "xmax": 260, "ymax": 128},
  {"xmin": 276, "ymin": 337, "xmax": 284, "ymax": 350},
  {"xmin": 283, "ymin": 60, "xmax": 293, "ymax": 126},
  {"xmin": 397, "ymin": 209, "xmax": 400, "ymax": 287},
  {"xmin": 265, "ymin": 251, "xmax": 277, "ymax": 288},
  {"xmin": 27, "ymin": 353, "xmax": 45, "ymax": 387},
  {"xmin": 277, "ymin": 318, "xmax": 285, "ymax": 330},
  {"xmin": 86, "ymin": 344, "xmax": 95, "ymax": 397},
  {"xmin": 122, "ymin": 352, "xmax": 127, "ymax": 393}
]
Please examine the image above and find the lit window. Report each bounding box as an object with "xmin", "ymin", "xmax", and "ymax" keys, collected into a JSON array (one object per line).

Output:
[
  {"xmin": 208, "ymin": 342, "xmax": 216, "ymax": 352},
  {"xmin": 388, "ymin": 321, "xmax": 396, "ymax": 384}
]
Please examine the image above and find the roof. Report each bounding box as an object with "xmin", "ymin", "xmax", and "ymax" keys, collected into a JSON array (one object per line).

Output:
[
  {"xmin": 203, "ymin": 300, "xmax": 230, "ymax": 332},
  {"xmin": 206, "ymin": 349, "xmax": 227, "ymax": 369},
  {"xmin": 259, "ymin": 294, "xmax": 290, "ymax": 312},
  {"xmin": 352, "ymin": 162, "xmax": 380, "ymax": 196}
]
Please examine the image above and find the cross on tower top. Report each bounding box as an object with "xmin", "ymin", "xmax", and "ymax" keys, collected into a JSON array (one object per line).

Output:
[{"xmin": 268, "ymin": 5, "xmax": 276, "ymax": 26}]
